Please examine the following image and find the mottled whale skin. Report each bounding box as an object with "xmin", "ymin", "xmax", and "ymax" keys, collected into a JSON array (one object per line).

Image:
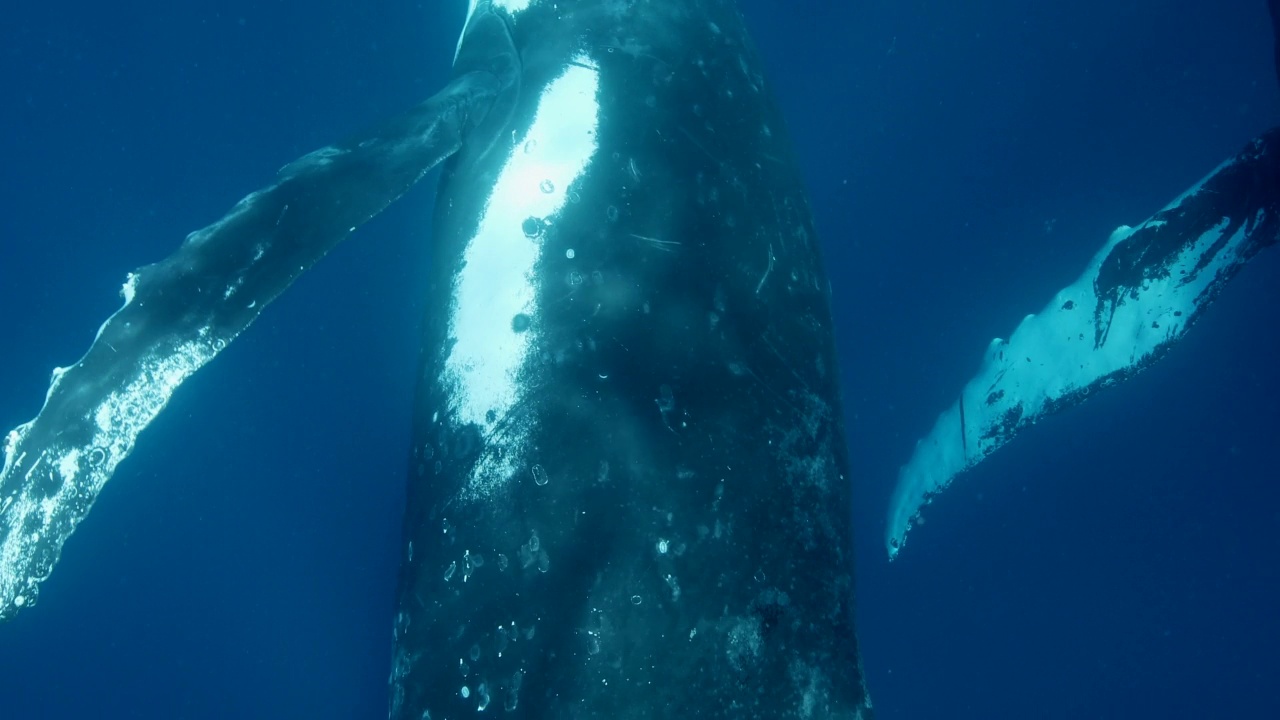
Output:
[{"xmin": 390, "ymin": 1, "xmax": 871, "ymax": 717}]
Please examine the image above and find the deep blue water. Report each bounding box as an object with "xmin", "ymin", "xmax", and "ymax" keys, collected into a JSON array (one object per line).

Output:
[{"xmin": 1, "ymin": 1, "xmax": 1277, "ymax": 718}]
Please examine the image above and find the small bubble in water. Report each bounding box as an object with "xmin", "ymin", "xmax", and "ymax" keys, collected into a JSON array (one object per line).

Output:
[
  {"xmin": 531, "ymin": 465, "xmax": 549, "ymax": 486},
  {"xmin": 566, "ymin": 248, "xmax": 576, "ymax": 259},
  {"xmin": 524, "ymin": 139, "xmax": 538, "ymax": 153},
  {"xmin": 606, "ymin": 205, "xmax": 619, "ymax": 222},
  {"xmin": 539, "ymin": 179, "xmax": 555, "ymax": 193},
  {"xmin": 630, "ymin": 595, "xmax": 642, "ymax": 606},
  {"xmin": 522, "ymin": 217, "xmax": 544, "ymax": 238},
  {"xmin": 568, "ymin": 190, "xmax": 581, "ymax": 203},
  {"xmin": 463, "ymin": 550, "xmax": 480, "ymax": 581},
  {"xmin": 461, "ymin": 686, "xmax": 471, "ymax": 699}
]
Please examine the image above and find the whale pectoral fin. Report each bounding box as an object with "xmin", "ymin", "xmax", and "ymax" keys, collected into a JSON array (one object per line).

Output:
[
  {"xmin": 887, "ymin": 126, "xmax": 1280, "ymax": 559},
  {"xmin": 0, "ymin": 70, "xmax": 501, "ymax": 620}
]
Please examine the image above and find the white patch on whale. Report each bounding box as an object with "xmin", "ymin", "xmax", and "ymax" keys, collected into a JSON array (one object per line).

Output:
[
  {"xmin": 442, "ymin": 55, "xmax": 601, "ymax": 500},
  {"xmin": 493, "ymin": 0, "xmax": 533, "ymax": 13}
]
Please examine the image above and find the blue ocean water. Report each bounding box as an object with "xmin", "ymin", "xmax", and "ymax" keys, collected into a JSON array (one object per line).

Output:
[{"xmin": 0, "ymin": 1, "xmax": 1276, "ymax": 718}]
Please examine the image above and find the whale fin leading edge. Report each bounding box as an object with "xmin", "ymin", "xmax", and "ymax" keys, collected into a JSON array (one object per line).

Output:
[{"xmin": 0, "ymin": 69, "xmax": 502, "ymax": 621}]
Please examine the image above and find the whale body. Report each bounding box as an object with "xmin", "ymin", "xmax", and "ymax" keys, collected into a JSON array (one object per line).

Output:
[
  {"xmin": 391, "ymin": 1, "xmax": 871, "ymax": 716},
  {"xmin": 0, "ymin": 1, "xmax": 872, "ymax": 717}
]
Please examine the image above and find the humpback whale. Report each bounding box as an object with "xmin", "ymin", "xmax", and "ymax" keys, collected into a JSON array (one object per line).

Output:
[
  {"xmin": 2, "ymin": 0, "xmax": 1280, "ymax": 712},
  {"xmin": 394, "ymin": 2, "xmax": 871, "ymax": 716},
  {"xmin": 0, "ymin": 0, "xmax": 872, "ymax": 717}
]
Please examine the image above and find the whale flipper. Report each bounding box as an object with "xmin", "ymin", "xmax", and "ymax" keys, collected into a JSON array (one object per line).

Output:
[
  {"xmin": 887, "ymin": 126, "xmax": 1280, "ymax": 559},
  {"xmin": 0, "ymin": 68, "xmax": 504, "ymax": 620}
]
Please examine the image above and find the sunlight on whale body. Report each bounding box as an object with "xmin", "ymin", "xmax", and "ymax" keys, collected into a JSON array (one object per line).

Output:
[
  {"xmin": 888, "ymin": 129, "xmax": 1280, "ymax": 559},
  {"xmin": 439, "ymin": 59, "xmax": 599, "ymax": 501}
]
